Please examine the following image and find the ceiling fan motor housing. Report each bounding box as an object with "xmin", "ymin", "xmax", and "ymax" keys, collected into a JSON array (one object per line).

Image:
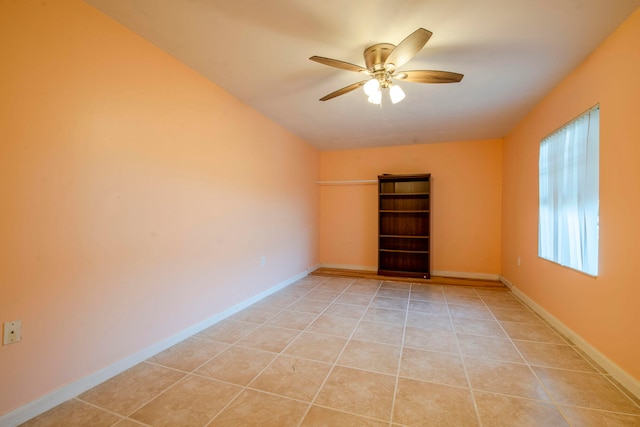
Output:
[{"xmin": 364, "ymin": 43, "xmax": 396, "ymax": 71}]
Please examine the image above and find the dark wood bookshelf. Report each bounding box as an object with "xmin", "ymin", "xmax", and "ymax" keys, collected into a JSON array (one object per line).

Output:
[{"xmin": 378, "ymin": 173, "xmax": 431, "ymax": 279}]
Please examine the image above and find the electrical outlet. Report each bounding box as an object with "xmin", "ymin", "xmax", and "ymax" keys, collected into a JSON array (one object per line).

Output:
[
  {"xmin": 3, "ymin": 320, "xmax": 22, "ymax": 345},
  {"xmin": 260, "ymin": 256, "xmax": 266, "ymax": 267}
]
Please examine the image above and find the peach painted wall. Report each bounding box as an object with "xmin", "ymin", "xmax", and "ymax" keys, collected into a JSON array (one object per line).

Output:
[
  {"xmin": 0, "ymin": 0, "xmax": 319, "ymax": 415},
  {"xmin": 501, "ymin": 8, "xmax": 640, "ymax": 380},
  {"xmin": 320, "ymin": 140, "xmax": 502, "ymax": 276}
]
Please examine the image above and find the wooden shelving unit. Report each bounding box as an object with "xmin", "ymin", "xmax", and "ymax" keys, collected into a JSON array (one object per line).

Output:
[{"xmin": 378, "ymin": 173, "xmax": 431, "ymax": 279}]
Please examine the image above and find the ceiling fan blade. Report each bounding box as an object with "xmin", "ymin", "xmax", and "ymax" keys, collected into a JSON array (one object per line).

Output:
[
  {"xmin": 397, "ymin": 70, "xmax": 464, "ymax": 83},
  {"xmin": 384, "ymin": 28, "xmax": 432, "ymax": 70},
  {"xmin": 319, "ymin": 80, "xmax": 368, "ymax": 101},
  {"xmin": 310, "ymin": 56, "xmax": 368, "ymax": 74}
]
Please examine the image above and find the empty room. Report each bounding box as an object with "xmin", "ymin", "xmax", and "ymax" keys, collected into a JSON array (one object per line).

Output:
[{"xmin": 2, "ymin": 0, "xmax": 640, "ymax": 426}]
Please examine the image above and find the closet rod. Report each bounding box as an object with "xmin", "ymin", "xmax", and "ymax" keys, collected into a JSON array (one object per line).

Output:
[{"xmin": 315, "ymin": 179, "xmax": 377, "ymax": 186}]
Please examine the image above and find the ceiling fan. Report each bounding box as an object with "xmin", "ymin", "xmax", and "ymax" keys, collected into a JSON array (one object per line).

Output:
[{"xmin": 310, "ymin": 28, "xmax": 463, "ymax": 104}]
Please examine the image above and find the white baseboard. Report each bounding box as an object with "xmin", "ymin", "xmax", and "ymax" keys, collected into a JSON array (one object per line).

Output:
[
  {"xmin": 432, "ymin": 270, "xmax": 500, "ymax": 281},
  {"xmin": 499, "ymin": 275, "xmax": 640, "ymax": 400},
  {"xmin": 319, "ymin": 263, "xmax": 377, "ymax": 272},
  {"xmin": 0, "ymin": 270, "xmax": 308, "ymax": 427}
]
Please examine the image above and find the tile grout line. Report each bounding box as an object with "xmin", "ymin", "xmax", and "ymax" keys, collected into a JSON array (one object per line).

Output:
[
  {"xmin": 243, "ymin": 276, "xmax": 361, "ymax": 426},
  {"xmin": 200, "ymin": 275, "xmax": 332, "ymax": 427},
  {"xmin": 204, "ymin": 275, "xmax": 339, "ymax": 427},
  {"xmin": 491, "ymin": 298, "xmax": 640, "ymax": 418},
  {"xmin": 70, "ymin": 397, "xmax": 152, "ymax": 427},
  {"xmin": 601, "ymin": 375, "xmax": 640, "ymax": 412},
  {"xmin": 199, "ymin": 285, "xmax": 306, "ymax": 427},
  {"xmin": 295, "ymin": 277, "xmax": 385, "ymax": 427},
  {"xmin": 475, "ymin": 287, "xmax": 575, "ymax": 426},
  {"xmin": 108, "ymin": 364, "xmax": 192, "ymax": 422},
  {"xmin": 387, "ymin": 281, "xmax": 414, "ymax": 427},
  {"xmin": 448, "ymin": 287, "xmax": 484, "ymax": 427}
]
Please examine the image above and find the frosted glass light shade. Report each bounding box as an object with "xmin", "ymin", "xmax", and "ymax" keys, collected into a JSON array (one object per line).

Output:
[
  {"xmin": 363, "ymin": 78, "xmax": 380, "ymax": 96},
  {"xmin": 368, "ymin": 90, "xmax": 382, "ymax": 104},
  {"xmin": 389, "ymin": 84, "xmax": 406, "ymax": 104}
]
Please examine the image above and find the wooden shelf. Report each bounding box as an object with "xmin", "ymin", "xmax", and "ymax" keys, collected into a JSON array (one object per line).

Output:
[
  {"xmin": 379, "ymin": 249, "xmax": 430, "ymax": 254},
  {"xmin": 380, "ymin": 235, "xmax": 429, "ymax": 239},
  {"xmin": 378, "ymin": 269, "xmax": 431, "ymax": 279},
  {"xmin": 380, "ymin": 210, "xmax": 430, "ymax": 213},
  {"xmin": 380, "ymin": 192, "xmax": 429, "ymax": 196}
]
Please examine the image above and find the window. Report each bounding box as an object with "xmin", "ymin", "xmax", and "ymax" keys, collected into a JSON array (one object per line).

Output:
[{"xmin": 538, "ymin": 106, "xmax": 599, "ymax": 276}]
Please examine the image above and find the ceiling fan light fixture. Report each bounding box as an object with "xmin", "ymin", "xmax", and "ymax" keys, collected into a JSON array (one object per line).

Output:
[
  {"xmin": 389, "ymin": 84, "xmax": 406, "ymax": 104},
  {"xmin": 310, "ymin": 28, "xmax": 463, "ymax": 102},
  {"xmin": 363, "ymin": 78, "xmax": 381, "ymax": 96}
]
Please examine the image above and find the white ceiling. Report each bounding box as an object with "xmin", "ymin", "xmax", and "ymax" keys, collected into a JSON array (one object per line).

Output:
[{"xmin": 85, "ymin": 0, "xmax": 639, "ymax": 151}]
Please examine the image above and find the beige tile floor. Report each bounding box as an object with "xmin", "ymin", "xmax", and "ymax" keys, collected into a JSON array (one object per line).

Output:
[{"xmin": 22, "ymin": 275, "xmax": 640, "ymax": 426}]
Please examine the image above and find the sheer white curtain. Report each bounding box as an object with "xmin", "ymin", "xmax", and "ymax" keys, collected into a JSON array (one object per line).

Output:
[{"xmin": 539, "ymin": 107, "xmax": 599, "ymax": 275}]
